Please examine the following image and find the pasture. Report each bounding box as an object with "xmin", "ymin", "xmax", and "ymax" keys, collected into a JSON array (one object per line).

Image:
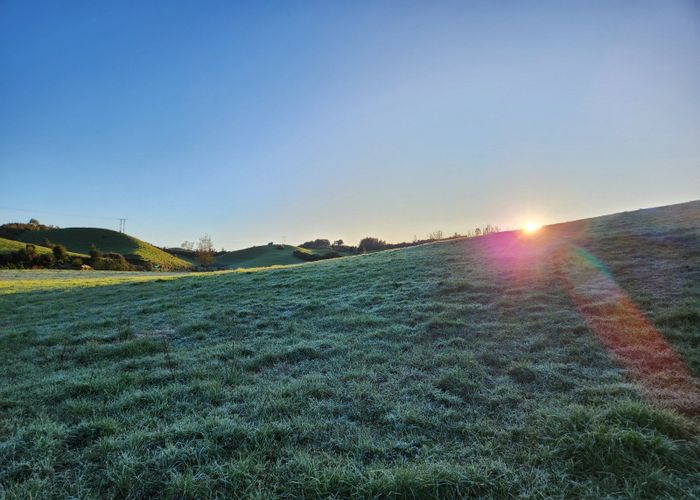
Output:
[{"xmin": 0, "ymin": 201, "xmax": 698, "ymax": 498}]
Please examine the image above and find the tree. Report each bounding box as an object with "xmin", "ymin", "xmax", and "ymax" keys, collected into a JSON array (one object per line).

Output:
[
  {"xmin": 181, "ymin": 240, "xmax": 195, "ymax": 251},
  {"xmin": 474, "ymin": 228, "xmax": 482, "ymax": 236},
  {"xmin": 428, "ymin": 230, "xmax": 443, "ymax": 241},
  {"xmin": 358, "ymin": 237, "xmax": 386, "ymax": 252},
  {"xmin": 196, "ymin": 234, "xmax": 215, "ymax": 266},
  {"xmin": 333, "ymin": 239, "xmax": 344, "ymax": 247},
  {"xmin": 52, "ymin": 244, "xmax": 68, "ymax": 262},
  {"xmin": 29, "ymin": 218, "xmax": 40, "ymax": 225},
  {"xmin": 19, "ymin": 244, "xmax": 37, "ymax": 263},
  {"xmin": 89, "ymin": 244, "xmax": 102, "ymax": 265},
  {"xmin": 299, "ymin": 239, "xmax": 331, "ymax": 249}
]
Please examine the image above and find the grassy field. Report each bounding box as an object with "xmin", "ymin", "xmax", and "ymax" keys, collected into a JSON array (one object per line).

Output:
[
  {"xmin": 214, "ymin": 244, "xmax": 353, "ymax": 269},
  {"xmin": 0, "ymin": 201, "xmax": 698, "ymax": 498},
  {"xmin": 15, "ymin": 228, "xmax": 191, "ymax": 270}
]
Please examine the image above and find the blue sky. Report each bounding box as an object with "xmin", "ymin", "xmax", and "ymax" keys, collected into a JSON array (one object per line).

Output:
[{"xmin": 2, "ymin": 1, "xmax": 698, "ymax": 249}]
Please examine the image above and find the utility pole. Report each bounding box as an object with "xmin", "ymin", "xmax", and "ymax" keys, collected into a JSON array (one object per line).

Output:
[{"xmin": 118, "ymin": 218, "xmax": 127, "ymax": 233}]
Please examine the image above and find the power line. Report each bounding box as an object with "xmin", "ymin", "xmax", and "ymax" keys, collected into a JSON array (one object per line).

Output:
[{"xmin": 118, "ymin": 218, "xmax": 127, "ymax": 233}]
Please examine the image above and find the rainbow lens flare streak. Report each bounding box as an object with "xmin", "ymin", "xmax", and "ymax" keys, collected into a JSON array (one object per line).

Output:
[
  {"xmin": 478, "ymin": 227, "xmax": 699, "ymax": 414},
  {"xmin": 562, "ymin": 246, "xmax": 699, "ymax": 414}
]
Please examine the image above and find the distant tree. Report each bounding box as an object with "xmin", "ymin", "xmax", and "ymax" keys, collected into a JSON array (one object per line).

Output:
[
  {"xmin": 52, "ymin": 244, "xmax": 68, "ymax": 262},
  {"xmin": 474, "ymin": 228, "xmax": 482, "ymax": 236},
  {"xmin": 29, "ymin": 218, "xmax": 40, "ymax": 225},
  {"xmin": 358, "ymin": 237, "xmax": 386, "ymax": 252},
  {"xmin": 196, "ymin": 234, "xmax": 215, "ymax": 266},
  {"xmin": 89, "ymin": 244, "xmax": 102, "ymax": 265},
  {"xmin": 428, "ymin": 230, "xmax": 443, "ymax": 241},
  {"xmin": 181, "ymin": 240, "xmax": 195, "ymax": 251},
  {"xmin": 19, "ymin": 244, "xmax": 37, "ymax": 262},
  {"xmin": 299, "ymin": 239, "xmax": 331, "ymax": 249},
  {"xmin": 333, "ymin": 239, "xmax": 344, "ymax": 247},
  {"xmin": 481, "ymin": 224, "xmax": 500, "ymax": 235},
  {"xmin": 0, "ymin": 221, "xmax": 52, "ymax": 239}
]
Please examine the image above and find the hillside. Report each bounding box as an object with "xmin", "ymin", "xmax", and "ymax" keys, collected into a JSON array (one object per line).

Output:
[
  {"xmin": 14, "ymin": 227, "xmax": 191, "ymax": 270},
  {"xmin": 0, "ymin": 200, "xmax": 698, "ymax": 497},
  {"xmin": 215, "ymin": 244, "xmax": 312, "ymax": 268},
  {"xmin": 0, "ymin": 237, "xmax": 86, "ymax": 258},
  {"xmin": 0, "ymin": 236, "xmax": 52, "ymax": 254}
]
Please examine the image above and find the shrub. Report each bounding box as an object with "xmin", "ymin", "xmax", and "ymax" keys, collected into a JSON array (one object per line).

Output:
[
  {"xmin": 52, "ymin": 245, "xmax": 68, "ymax": 262},
  {"xmin": 93, "ymin": 253, "xmax": 131, "ymax": 271},
  {"xmin": 299, "ymin": 239, "xmax": 331, "ymax": 249},
  {"xmin": 0, "ymin": 221, "xmax": 55, "ymax": 239},
  {"xmin": 358, "ymin": 237, "xmax": 386, "ymax": 252},
  {"xmin": 89, "ymin": 244, "xmax": 102, "ymax": 263}
]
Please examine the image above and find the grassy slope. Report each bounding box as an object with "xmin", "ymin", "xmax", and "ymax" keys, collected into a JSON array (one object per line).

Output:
[
  {"xmin": 0, "ymin": 237, "xmax": 86, "ymax": 258},
  {"xmin": 0, "ymin": 201, "xmax": 699, "ymax": 497},
  {"xmin": 0, "ymin": 237, "xmax": 52, "ymax": 254},
  {"xmin": 214, "ymin": 244, "xmax": 312, "ymax": 268},
  {"xmin": 15, "ymin": 228, "xmax": 191, "ymax": 270}
]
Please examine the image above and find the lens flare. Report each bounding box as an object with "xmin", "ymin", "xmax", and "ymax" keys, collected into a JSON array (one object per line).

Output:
[{"xmin": 523, "ymin": 221, "xmax": 541, "ymax": 234}]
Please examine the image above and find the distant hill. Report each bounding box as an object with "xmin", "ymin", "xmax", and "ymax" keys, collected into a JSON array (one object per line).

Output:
[
  {"xmin": 14, "ymin": 228, "xmax": 191, "ymax": 270},
  {"xmin": 214, "ymin": 244, "xmax": 314, "ymax": 269},
  {"xmin": 0, "ymin": 237, "xmax": 87, "ymax": 258},
  {"xmin": 0, "ymin": 237, "xmax": 53, "ymax": 255},
  {"xmin": 166, "ymin": 243, "xmax": 353, "ymax": 269}
]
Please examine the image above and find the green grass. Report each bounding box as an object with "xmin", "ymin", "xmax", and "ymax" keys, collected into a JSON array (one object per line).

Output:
[
  {"xmin": 15, "ymin": 228, "xmax": 191, "ymax": 270},
  {"xmin": 214, "ymin": 244, "xmax": 355, "ymax": 269},
  {"xmin": 0, "ymin": 237, "xmax": 52, "ymax": 254},
  {"xmin": 214, "ymin": 244, "xmax": 341, "ymax": 269},
  {"xmin": 0, "ymin": 200, "xmax": 699, "ymax": 497},
  {"xmin": 214, "ymin": 244, "xmax": 308, "ymax": 268},
  {"xmin": 0, "ymin": 237, "xmax": 86, "ymax": 259}
]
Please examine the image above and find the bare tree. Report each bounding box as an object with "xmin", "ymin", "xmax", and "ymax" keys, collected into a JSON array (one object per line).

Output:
[
  {"xmin": 181, "ymin": 240, "xmax": 195, "ymax": 251},
  {"xmin": 428, "ymin": 230, "xmax": 443, "ymax": 241},
  {"xmin": 196, "ymin": 234, "xmax": 215, "ymax": 266}
]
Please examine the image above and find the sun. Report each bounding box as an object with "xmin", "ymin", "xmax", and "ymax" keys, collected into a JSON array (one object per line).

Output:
[{"xmin": 523, "ymin": 221, "xmax": 542, "ymax": 234}]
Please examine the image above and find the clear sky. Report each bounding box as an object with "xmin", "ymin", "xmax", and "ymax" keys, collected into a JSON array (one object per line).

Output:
[{"xmin": 2, "ymin": 1, "xmax": 699, "ymax": 250}]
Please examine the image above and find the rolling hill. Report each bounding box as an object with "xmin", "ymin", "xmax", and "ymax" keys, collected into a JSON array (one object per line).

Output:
[
  {"xmin": 215, "ymin": 244, "xmax": 315, "ymax": 269},
  {"xmin": 0, "ymin": 200, "xmax": 698, "ymax": 497},
  {"xmin": 0, "ymin": 236, "xmax": 50, "ymax": 254},
  {"xmin": 14, "ymin": 227, "xmax": 191, "ymax": 270},
  {"xmin": 0, "ymin": 236, "xmax": 86, "ymax": 258}
]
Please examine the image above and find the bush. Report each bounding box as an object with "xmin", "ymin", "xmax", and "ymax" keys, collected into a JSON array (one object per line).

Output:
[
  {"xmin": 0, "ymin": 244, "xmax": 56, "ymax": 269},
  {"xmin": 299, "ymin": 239, "xmax": 331, "ymax": 249},
  {"xmin": 358, "ymin": 237, "xmax": 386, "ymax": 252},
  {"xmin": 52, "ymin": 245, "xmax": 68, "ymax": 262},
  {"xmin": 89, "ymin": 244, "xmax": 102, "ymax": 263},
  {"xmin": 92, "ymin": 253, "xmax": 131, "ymax": 271},
  {"xmin": 0, "ymin": 221, "xmax": 55, "ymax": 239}
]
